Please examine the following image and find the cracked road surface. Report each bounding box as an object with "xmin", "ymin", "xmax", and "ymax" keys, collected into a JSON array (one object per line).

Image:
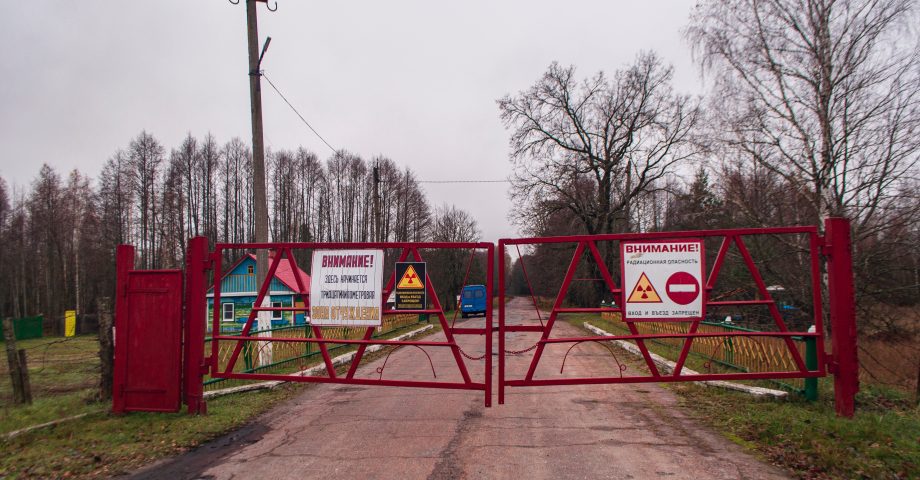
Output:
[{"xmin": 129, "ymin": 298, "xmax": 788, "ymax": 480}]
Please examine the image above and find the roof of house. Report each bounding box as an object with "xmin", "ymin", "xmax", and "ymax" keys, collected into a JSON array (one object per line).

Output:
[{"xmin": 220, "ymin": 253, "xmax": 311, "ymax": 294}]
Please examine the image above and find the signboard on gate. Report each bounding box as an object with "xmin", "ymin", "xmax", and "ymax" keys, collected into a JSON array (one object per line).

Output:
[
  {"xmin": 310, "ymin": 249, "xmax": 384, "ymax": 326},
  {"xmin": 620, "ymin": 240, "xmax": 705, "ymax": 321},
  {"xmin": 394, "ymin": 261, "xmax": 427, "ymax": 310}
]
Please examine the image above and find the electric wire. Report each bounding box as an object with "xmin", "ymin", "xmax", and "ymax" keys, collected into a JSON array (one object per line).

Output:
[
  {"xmin": 262, "ymin": 71, "xmax": 339, "ymax": 155},
  {"xmin": 262, "ymin": 72, "xmax": 510, "ymax": 186},
  {"xmin": 416, "ymin": 180, "xmax": 510, "ymax": 184}
]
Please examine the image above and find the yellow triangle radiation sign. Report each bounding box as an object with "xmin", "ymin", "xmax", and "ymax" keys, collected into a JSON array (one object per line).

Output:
[
  {"xmin": 627, "ymin": 272, "xmax": 662, "ymax": 303},
  {"xmin": 397, "ymin": 265, "xmax": 425, "ymax": 289}
]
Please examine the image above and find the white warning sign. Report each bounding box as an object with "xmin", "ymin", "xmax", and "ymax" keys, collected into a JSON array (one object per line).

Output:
[
  {"xmin": 620, "ymin": 240, "xmax": 705, "ymax": 321},
  {"xmin": 310, "ymin": 249, "xmax": 384, "ymax": 326}
]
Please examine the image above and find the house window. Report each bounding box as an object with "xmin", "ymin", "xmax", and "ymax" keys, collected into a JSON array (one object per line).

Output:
[
  {"xmin": 247, "ymin": 264, "xmax": 254, "ymax": 275},
  {"xmin": 271, "ymin": 301, "xmax": 283, "ymax": 320},
  {"xmin": 222, "ymin": 303, "xmax": 235, "ymax": 322}
]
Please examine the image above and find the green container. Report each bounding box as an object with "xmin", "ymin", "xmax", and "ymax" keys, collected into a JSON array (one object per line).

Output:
[
  {"xmin": 13, "ymin": 316, "xmax": 43, "ymax": 340},
  {"xmin": 804, "ymin": 335, "xmax": 818, "ymax": 401}
]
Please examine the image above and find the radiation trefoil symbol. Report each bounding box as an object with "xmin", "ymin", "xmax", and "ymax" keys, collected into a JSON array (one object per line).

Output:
[
  {"xmin": 627, "ymin": 272, "xmax": 662, "ymax": 303},
  {"xmin": 397, "ymin": 265, "xmax": 425, "ymax": 289}
]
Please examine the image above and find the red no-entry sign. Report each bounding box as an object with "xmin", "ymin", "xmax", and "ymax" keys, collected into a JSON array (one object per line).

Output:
[{"xmin": 665, "ymin": 271, "xmax": 700, "ymax": 305}]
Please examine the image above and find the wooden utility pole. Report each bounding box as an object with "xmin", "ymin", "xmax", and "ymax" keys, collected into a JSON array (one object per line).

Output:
[
  {"xmin": 97, "ymin": 297, "xmax": 114, "ymax": 401},
  {"xmin": 915, "ymin": 356, "xmax": 919, "ymax": 407},
  {"xmin": 246, "ymin": 0, "xmax": 271, "ymax": 286},
  {"xmin": 18, "ymin": 349, "xmax": 32, "ymax": 404},
  {"xmin": 373, "ymin": 161, "xmax": 381, "ymax": 241},
  {"xmin": 3, "ymin": 318, "xmax": 31, "ymax": 405}
]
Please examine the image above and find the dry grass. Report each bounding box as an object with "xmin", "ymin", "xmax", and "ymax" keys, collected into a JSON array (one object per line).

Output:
[{"xmin": 859, "ymin": 336, "xmax": 919, "ymax": 397}]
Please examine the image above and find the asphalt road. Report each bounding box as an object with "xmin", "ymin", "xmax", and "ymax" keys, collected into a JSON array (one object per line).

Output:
[{"xmin": 129, "ymin": 298, "xmax": 788, "ymax": 480}]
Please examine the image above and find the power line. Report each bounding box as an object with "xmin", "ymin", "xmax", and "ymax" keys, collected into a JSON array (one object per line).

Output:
[
  {"xmin": 261, "ymin": 72, "xmax": 511, "ymax": 186},
  {"xmin": 261, "ymin": 71, "xmax": 339, "ymax": 155},
  {"xmin": 417, "ymin": 180, "xmax": 510, "ymax": 184}
]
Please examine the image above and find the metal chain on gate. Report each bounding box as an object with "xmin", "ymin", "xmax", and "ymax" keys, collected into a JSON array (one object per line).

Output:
[
  {"xmin": 457, "ymin": 347, "xmax": 487, "ymax": 361},
  {"xmin": 504, "ymin": 342, "xmax": 540, "ymax": 355}
]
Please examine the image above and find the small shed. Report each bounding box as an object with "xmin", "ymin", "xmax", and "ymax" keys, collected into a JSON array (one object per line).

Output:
[{"xmin": 206, "ymin": 254, "xmax": 310, "ymax": 330}]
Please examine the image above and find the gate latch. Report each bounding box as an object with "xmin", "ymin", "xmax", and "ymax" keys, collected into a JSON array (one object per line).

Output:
[
  {"xmin": 200, "ymin": 356, "xmax": 213, "ymax": 375},
  {"xmin": 204, "ymin": 253, "xmax": 220, "ymax": 271}
]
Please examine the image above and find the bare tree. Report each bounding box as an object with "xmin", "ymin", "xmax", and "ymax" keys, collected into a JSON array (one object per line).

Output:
[
  {"xmin": 219, "ymin": 138, "xmax": 253, "ymax": 249},
  {"xmin": 63, "ymin": 170, "xmax": 93, "ymax": 313},
  {"xmin": 498, "ymin": 52, "xmax": 701, "ymax": 237},
  {"xmin": 374, "ymin": 157, "xmax": 400, "ymax": 241},
  {"xmin": 0, "ymin": 177, "xmax": 10, "ymax": 316},
  {"xmin": 427, "ymin": 204, "xmax": 481, "ymax": 308},
  {"xmin": 687, "ymin": 0, "xmax": 920, "ymax": 232},
  {"xmin": 5, "ymin": 190, "xmax": 29, "ymax": 318},
  {"xmin": 127, "ymin": 131, "xmax": 165, "ymax": 269},
  {"xmin": 159, "ymin": 159, "xmax": 186, "ymax": 268},
  {"xmin": 270, "ymin": 149, "xmax": 297, "ymax": 243},
  {"xmin": 393, "ymin": 167, "xmax": 431, "ymax": 242},
  {"xmin": 688, "ymin": 0, "xmax": 920, "ymax": 333},
  {"xmin": 295, "ymin": 148, "xmax": 324, "ymax": 243},
  {"xmin": 98, "ymin": 152, "xmax": 134, "ymax": 252},
  {"xmin": 29, "ymin": 165, "xmax": 67, "ymax": 328},
  {"xmin": 199, "ymin": 133, "xmax": 220, "ymax": 243},
  {"xmin": 324, "ymin": 151, "xmax": 370, "ymax": 242},
  {"xmin": 0, "ymin": 178, "xmax": 7, "ymax": 238},
  {"xmin": 175, "ymin": 134, "xmax": 201, "ymax": 238}
]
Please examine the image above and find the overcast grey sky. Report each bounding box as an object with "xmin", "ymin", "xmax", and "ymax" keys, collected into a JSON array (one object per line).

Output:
[{"xmin": 0, "ymin": 1, "xmax": 702, "ymax": 241}]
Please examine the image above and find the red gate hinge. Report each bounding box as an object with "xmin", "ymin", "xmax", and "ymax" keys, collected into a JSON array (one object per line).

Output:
[
  {"xmin": 825, "ymin": 357, "xmax": 839, "ymax": 374},
  {"xmin": 817, "ymin": 236, "xmax": 831, "ymax": 257}
]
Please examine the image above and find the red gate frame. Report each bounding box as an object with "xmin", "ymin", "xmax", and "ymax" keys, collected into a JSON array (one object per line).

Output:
[
  {"xmin": 186, "ymin": 240, "xmax": 494, "ymax": 407},
  {"xmin": 112, "ymin": 245, "xmax": 184, "ymax": 414},
  {"xmin": 498, "ymin": 218, "xmax": 859, "ymax": 417}
]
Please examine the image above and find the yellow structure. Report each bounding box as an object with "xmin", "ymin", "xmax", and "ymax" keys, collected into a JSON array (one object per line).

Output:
[{"xmin": 64, "ymin": 310, "xmax": 76, "ymax": 337}]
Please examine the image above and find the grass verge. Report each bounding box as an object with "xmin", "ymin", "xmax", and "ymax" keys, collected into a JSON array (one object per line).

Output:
[
  {"xmin": 1, "ymin": 385, "xmax": 302, "ymax": 478},
  {"xmin": 669, "ymin": 382, "xmax": 918, "ymax": 479},
  {"xmin": 1, "ymin": 322, "xmax": 444, "ymax": 479},
  {"xmin": 568, "ymin": 314, "xmax": 920, "ymax": 479},
  {"xmin": 1, "ymin": 335, "xmax": 101, "ymax": 434}
]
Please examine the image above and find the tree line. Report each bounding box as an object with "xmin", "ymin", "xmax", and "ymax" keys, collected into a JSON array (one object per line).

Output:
[
  {"xmin": 0, "ymin": 132, "xmax": 479, "ymax": 325},
  {"xmin": 502, "ymin": 0, "xmax": 920, "ymax": 335}
]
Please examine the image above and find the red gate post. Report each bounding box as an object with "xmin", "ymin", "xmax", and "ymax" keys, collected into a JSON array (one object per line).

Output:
[
  {"xmin": 498, "ymin": 240, "xmax": 506, "ymax": 405},
  {"xmin": 112, "ymin": 245, "xmax": 135, "ymax": 414},
  {"xmin": 184, "ymin": 236, "xmax": 210, "ymax": 415},
  {"xmin": 485, "ymin": 243, "xmax": 494, "ymax": 407},
  {"xmin": 825, "ymin": 217, "xmax": 859, "ymax": 418}
]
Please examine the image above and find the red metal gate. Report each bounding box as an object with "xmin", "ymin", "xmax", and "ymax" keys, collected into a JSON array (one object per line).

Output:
[
  {"xmin": 185, "ymin": 239, "xmax": 494, "ymax": 407},
  {"xmin": 113, "ymin": 245, "xmax": 184, "ymax": 413},
  {"xmin": 498, "ymin": 218, "xmax": 859, "ymax": 417},
  {"xmin": 114, "ymin": 220, "xmax": 858, "ymax": 416}
]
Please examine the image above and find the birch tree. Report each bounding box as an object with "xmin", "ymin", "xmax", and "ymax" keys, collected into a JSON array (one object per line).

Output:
[
  {"xmin": 687, "ymin": 0, "xmax": 920, "ymax": 332},
  {"xmin": 686, "ymin": 0, "xmax": 920, "ymax": 232}
]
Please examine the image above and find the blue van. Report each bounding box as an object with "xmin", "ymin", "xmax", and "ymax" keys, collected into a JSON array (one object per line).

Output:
[{"xmin": 459, "ymin": 285, "xmax": 487, "ymax": 318}]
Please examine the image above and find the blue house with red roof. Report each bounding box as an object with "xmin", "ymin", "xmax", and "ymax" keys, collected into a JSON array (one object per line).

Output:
[{"xmin": 206, "ymin": 254, "xmax": 311, "ymax": 331}]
